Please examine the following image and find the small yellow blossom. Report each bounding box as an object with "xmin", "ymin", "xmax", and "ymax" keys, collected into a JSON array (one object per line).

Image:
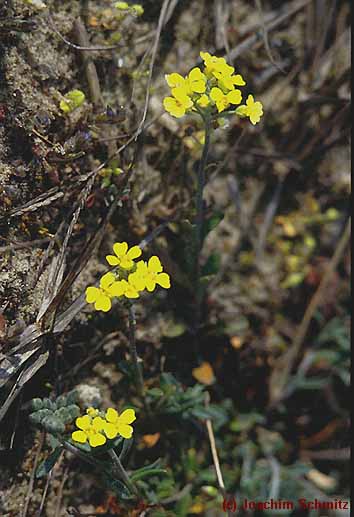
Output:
[
  {"xmin": 214, "ymin": 70, "xmax": 246, "ymax": 91},
  {"xmin": 129, "ymin": 256, "xmax": 170, "ymax": 292},
  {"xmin": 163, "ymin": 88, "xmax": 193, "ymax": 118},
  {"xmin": 106, "ymin": 242, "xmax": 142, "ymax": 269},
  {"xmin": 72, "ymin": 415, "xmax": 107, "ymax": 447},
  {"xmin": 165, "ymin": 68, "xmax": 206, "ymax": 95},
  {"xmin": 86, "ymin": 407, "xmax": 99, "ymax": 417},
  {"xmin": 210, "ymin": 87, "xmax": 242, "ymax": 112},
  {"xmin": 86, "ymin": 272, "xmax": 122, "ymax": 312},
  {"xmin": 197, "ymin": 94, "xmax": 210, "ymax": 108},
  {"xmin": 200, "ymin": 51, "xmax": 234, "ymax": 78},
  {"xmin": 236, "ymin": 94, "xmax": 263, "ymax": 125},
  {"xmin": 104, "ymin": 408, "xmax": 136, "ymax": 439}
]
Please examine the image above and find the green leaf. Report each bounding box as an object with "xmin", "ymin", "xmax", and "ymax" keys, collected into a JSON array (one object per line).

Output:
[
  {"xmin": 36, "ymin": 448, "xmax": 62, "ymax": 478},
  {"xmin": 104, "ymin": 478, "xmax": 133, "ymax": 500},
  {"xmin": 42, "ymin": 415, "xmax": 65, "ymax": 434},
  {"xmin": 29, "ymin": 409, "xmax": 52, "ymax": 425},
  {"xmin": 130, "ymin": 468, "xmax": 168, "ymax": 481},
  {"xmin": 31, "ymin": 398, "xmax": 44, "ymax": 411}
]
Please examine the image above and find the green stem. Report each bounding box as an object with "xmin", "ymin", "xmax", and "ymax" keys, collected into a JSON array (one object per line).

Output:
[
  {"xmin": 194, "ymin": 118, "xmax": 212, "ymax": 332},
  {"xmin": 108, "ymin": 448, "xmax": 139, "ymax": 497},
  {"xmin": 128, "ymin": 304, "xmax": 145, "ymax": 397}
]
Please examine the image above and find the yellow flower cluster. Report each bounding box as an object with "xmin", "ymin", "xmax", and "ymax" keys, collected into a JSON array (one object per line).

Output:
[
  {"xmin": 86, "ymin": 242, "xmax": 171, "ymax": 312},
  {"xmin": 72, "ymin": 407, "xmax": 136, "ymax": 448},
  {"xmin": 163, "ymin": 51, "xmax": 263, "ymax": 125}
]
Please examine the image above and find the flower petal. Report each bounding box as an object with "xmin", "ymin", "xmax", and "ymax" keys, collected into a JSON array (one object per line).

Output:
[
  {"xmin": 92, "ymin": 416, "xmax": 105, "ymax": 431},
  {"xmin": 118, "ymin": 409, "xmax": 136, "ymax": 425},
  {"xmin": 210, "ymin": 87, "xmax": 223, "ymax": 102},
  {"xmin": 103, "ymin": 422, "xmax": 118, "ymax": 439},
  {"xmin": 145, "ymin": 278, "xmax": 156, "ymax": 292},
  {"xmin": 113, "ymin": 242, "xmax": 128, "ymax": 257},
  {"xmin": 100, "ymin": 272, "xmax": 115, "ymax": 289},
  {"xmin": 233, "ymin": 74, "xmax": 246, "ymax": 86},
  {"xmin": 106, "ymin": 407, "xmax": 119, "ymax": 423},
  {"xmin": 108, "ymin": 280, "xmax": 126, "ymax": 297},
  {"xmin": 227, "ymin": 89, "xmax": 242, "ymax": 105},
  {"xmin": 128, "ymin": 273, "xmax": 146, "ymax": 291},
  {"xmin": 89, "ymin": 432, "xmax": 106, "ymax": 447},
  {"xmin": 72, "ymin": 430, "xmax": 88, "ymax": 443},
  {"xmin": 94, "ymin": 294, "xmax": 112, "ymax": 312},
  {"xmin": 148, "ymin": 256, "xmax": 163, "ymax": 273},
  {"xmin": 106, "ymin": 255, "xmax": 120, "ymax": 266},
  {"xmin": 165, "ymin": 72, "xmax": 184, "ymax": 88},
  {"xmin": 118, "ymin": 423, "xmax": 133, "ymax": 439},
  {"xmin": 188, "ymin": 67, "xmax": 205, "ymax": 81},
  {"xmin": 76, "ymin": 415, "xmax": 91, "ymax": 431},
  {"xmin": 246, "ymin": 94, "xmax": 254, "ymax": 106},
  {"xmin": 156, "ymin": 272, "xmax": 170, "ymax": 289},
  {"xmin": 86, "ymin": 287, "xmax": 100, "ymax": 303},
  {"xmin": 126, "ymin": 245, "xmax": 142, "ymax": 260}
]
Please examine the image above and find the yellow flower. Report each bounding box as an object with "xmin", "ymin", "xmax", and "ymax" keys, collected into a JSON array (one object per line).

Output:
[
  {"xmin": 129, "ymin": 256, "xmax": 170, "ymax": 292},
  {"xmin": 165, "ymin": 68, "xmax": 206, "ymax": 95},
  {"xmin": 236, "ymin": 94, "xmax": 263, "ymax": 125},
  {"xmin": 72, "ymin": 415, "xmax": 107, "ymax": 447},
  {"xmin": 200, "ymin": 51, "xmax": 234, "ymax": 78},
  {"xmin": 214, "ymin": 71, "xmax": 246, "ymax": 91},
  {"xmin": 103, "ymin": 408, "xmax": 136, "ymax": 439},
  {"xmin": 210, "ymin": 87, "xmax": 242, "ymax": 113},
  {"xmin": 86, "ymin": 407, "xmax": 99, "ymax": 417},
  {"xmin": 197, "ymin": 94, "xmax": 210, "ymax": 108},
  {"xmin": 86, "ymin": 272, "xmax": 122, "ymax": 312},
  {"xmin": 163, "ymin": 87, "xmax": 193, "ymax": 118},
  {"xmin": 106, "ymin": 241, "xmax": 142, "ymax": 269}
]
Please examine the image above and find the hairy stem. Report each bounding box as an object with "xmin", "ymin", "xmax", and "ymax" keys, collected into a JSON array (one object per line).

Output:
[
  {"xmin": 128, "ymin": 304, "xmax": 145, "ymax": 397},
  {"xmin": 108, "ymin": 448, "xmax": 139, "ymax": 497},
  {"xmin": 194, "ymin": 119, "xmax": 212, "ymax": 332}
]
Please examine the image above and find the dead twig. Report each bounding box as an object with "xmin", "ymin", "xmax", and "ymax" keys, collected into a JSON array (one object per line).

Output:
[
  {"xmin": 254, "ymin": 0, "xmax": 286, "ymax": 73},
  {"xmin": 47, "ymin": 12, "xmax": 121, "ymax": 52},
  {"xmin": 204, "ymin": 392, "xmax": 233, "ymax": 517}
]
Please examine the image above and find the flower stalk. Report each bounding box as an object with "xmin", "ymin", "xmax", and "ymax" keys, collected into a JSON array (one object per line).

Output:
[
  {"xmin": 108, "ymin": 448, "xmax": 139, "ymax": 497},
  {"xmin": 194, "ymin": 117, "xmax": 212, "ymax": 332},
  {"xmin": 128, "ymin": 304, "xmax": 145, "ymax": 397}
]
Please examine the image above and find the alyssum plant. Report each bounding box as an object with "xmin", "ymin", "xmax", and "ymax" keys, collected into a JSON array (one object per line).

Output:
[
  {"xmin": 29, "ymin": 51, "xmax": 263, "ymax": 507},
  {"xmin": 163, "ymin": 51, "xmax": 263, "ymax": 330}
]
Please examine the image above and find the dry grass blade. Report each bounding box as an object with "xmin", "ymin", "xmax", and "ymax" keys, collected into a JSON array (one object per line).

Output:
[
  {"xmin": 0, "ymin": 351, "xmax": 49, "ymax": 423},
  {"xmin": 3, "ymin": 188, "xmax": 64, "ymax": 220}
]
